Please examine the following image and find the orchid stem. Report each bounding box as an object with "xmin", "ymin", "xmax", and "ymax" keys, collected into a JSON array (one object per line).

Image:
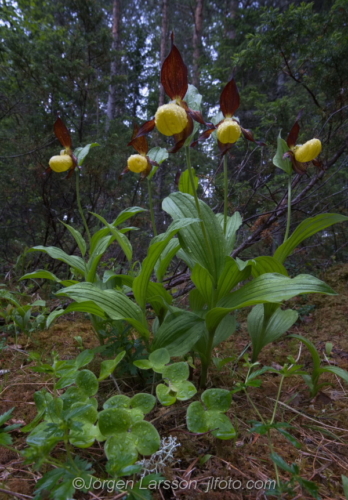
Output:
[
  {"xmin": 75, "ymin": 168, "xmax": 91, "ymax": 245},
  {"xmin": 185, "ymin": 146, "xmax": 201, "ymax": 216},
  {"xmin": 223, "ymin": 154, "xmax": 228, "ymax": 234},
  {"xmin": 283, "ymin": 175, "xmax": 292, "ymax": 243},
  {"xmin": 147, "ymin": 178, "xmax": 157, "ymax": 237}
]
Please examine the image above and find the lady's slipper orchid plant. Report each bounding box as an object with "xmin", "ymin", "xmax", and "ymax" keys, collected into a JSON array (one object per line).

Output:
[
  {"xmin": 132, "ymin": 35, "xmax": 205, "ymax": 153},
  {"xmin": 48, "ymin": 118, "xmax": 77, "ymax": 176},
  {"xmin": 283, "ymin": 114, "xmax": 322, "ymax": 174},
  {"xmin": 122, "ymin": 124, "xmax": 159, "ymax": 179},
  {"xmin": 192, "ymin": 78, "xmax": 264, "ymax": 154}
]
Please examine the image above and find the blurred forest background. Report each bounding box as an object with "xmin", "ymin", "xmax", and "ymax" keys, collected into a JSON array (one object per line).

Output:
[{"xmin": 1, "ymin": 0, "xmax": 347, "ymax": 281}]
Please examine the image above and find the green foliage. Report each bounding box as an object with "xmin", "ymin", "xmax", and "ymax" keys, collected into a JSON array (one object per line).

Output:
[
  {"xmin": 187, "ymin": 389, "xmax": 236, "ymax": 440},
  {"xmin": 290, "ymin": 334, "xmax": 348, "ymax": 397},
  {"xmin": 22, "ymin": 349, "xmax": 161, "ymax": 497}
]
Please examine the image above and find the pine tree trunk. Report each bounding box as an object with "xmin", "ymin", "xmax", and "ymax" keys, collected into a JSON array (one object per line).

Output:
[
  {"xmin": 106, "ymin": 0, "xmax": 121, "ymax": 132},
  {"xmin": 192, "ymin": 0, "xmax": 204, "ymax": 89}
]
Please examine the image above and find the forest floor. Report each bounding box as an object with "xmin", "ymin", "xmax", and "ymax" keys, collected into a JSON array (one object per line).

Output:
[{"xmin": 1, "ymin": 264, "xmax": 348, "ymax": 500}]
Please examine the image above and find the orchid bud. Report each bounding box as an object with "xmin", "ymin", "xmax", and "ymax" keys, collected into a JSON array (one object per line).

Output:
[
  {"xmin": 217, "ymin": 119, "xmax": 241, "ymax": 144},
  {"xmin": 155, "ymin": 103, "xmax": 188, "ymax": 136},
  {"xmin": 293, "ymin": 138, "xmax": 322, "ymax": 163},
  {"xmin": 49, "ymin": 154, "xmax": 74, "ymax": 173},
  {"xmin": 127, "ymin": 154, "xmax": 148, "ymax": 173}
]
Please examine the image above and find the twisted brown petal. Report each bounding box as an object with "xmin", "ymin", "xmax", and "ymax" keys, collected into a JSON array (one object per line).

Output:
[
  {"xmin": 286, "ymin": 110, "xmax": 304, "ymax": 147},
  {"xmin": 128, "ymin": 123, "xmax": 149, "ymax": 155},
  {"xmin": 170, "ymin": 115, "xmax": 194, "ymax": 153},
  {"xmin": 161, "ymin": 43, "xmax": 188, "ymax": 100},
  {"xmin": 54, "ymin": 117, "xmax": 72, "ymax": 148},
  {"xmin": 283, "ymin": 151, "xmax": 308, "ymax": 175},
  {"xmin": 131, "ymin": 119, "xmax": 156, "ymax": 141},
  {"xmin": 190, "ymin": 128, "xmax": 216, "ymax": 148},
  {"xmin": 241, "ymin": 127, "xmax": 266, "ymax": 146},
  {"xmin": 220, "ymin": 78, "xmax": 240, "ymax": 117}
]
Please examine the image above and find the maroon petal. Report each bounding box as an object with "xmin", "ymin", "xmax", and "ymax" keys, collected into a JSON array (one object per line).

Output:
[
  {"xmin": 283, "ymin": 151, "xmax": 307, "ymax": 175},
  {"xmin": 187, "ymin": 108, "xmax": 207, "ymax": 125},
  {"xmin": 286, "ymin": 110, "xmax": 304, "ymax": 147},
  {"xmin": 54, "ymin": 117, "xmax": 72, "ymax": 148},
  {"xmin": 161, "ymin": 38, "xmax": 188, "ymax": 100},
  {"xmin": 220, "ymin": 79, "xmax": 240, "ymax": 117},
  {"xmin": 311, "ymin": 158, "xmax": 323, "ymax": 169},
  {"xmin": 131, "ymin": 119, "xmax": 156, "ymax": 142},
  {"xmin": 128, "ymin": 124, "xmax": 149, "ymax": 154},
  {"xmin": 190, "ymin": 128, "xmax": 216, "ymax": 148},
  {"xmin": 241, "ymin": 127, "xmax": 266, "ymax": 146},
  {"xmin": 169, "ymin": 115, "xmax": 194, "ymax": 153},
  {"xmin": 217, "ymin": 140, "xmax": 233, "ymax": 155}
]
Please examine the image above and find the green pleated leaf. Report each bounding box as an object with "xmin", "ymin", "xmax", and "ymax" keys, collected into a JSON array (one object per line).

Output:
[
  {"xmin": 46, "ymin": 301, "xmax": 107, "ymax": 328},
  {"xmin": 206, "ymin": 273, "xmax": 336, "ymax": 333},
  {"xmin": 213, "ymin": 314, "xmax": 236, "ymax": 348},
  {"xmin": 321, "ymin": 366, "xmax": 348, "ymax": 384},
  {"xmin": 273, "ymin": 133, "xmax": 292, "ymax": 174},
  {"xmin": 154, "ymin": 238, "xmax": 181, "ymax": 282},
  {"xmin": 274, "ymin": 213, "xmax": 348, "ymax": 263},
  {"xmin": 29, "ymin": 246, "xmax": 86, "ymax": 275},
  {"xmin": 56, "ymin": 283, "xmax": 149, "ymax": 337},
  {"xmin": 60, "ymin": 222, "xmax": 87, "ymax": 257},
  {"xmin": 133, "ymin": 217, "xmax": 199, "ymax": 309},
  {"xmin": 113, "ymin": 207, "xmax": 146, "ymax": 227},
  {"xmin": 217, "ymin": 257, "xmax": 252, "ymax": 302},
  {"xmin": 248, "ymin": 304, "xmax": 298, "ymax": 362},
  {"xmin": 179, "ymin": 168, "xmax": 199, "ymax": 196},
  {"xmin": 191, "ymin": 264, "xmax": 213, "ymax": 306},
  {"xmin": 20, "ymin": 270, "xmax": 61, "ymax": 283},
  {"xmin": 251, "ymin": 256, "xmax": 288, "ymax": 277},
  {"xmin": 216, "ymin": 212, "xmax": 243, "ymax": 255},
  {"xmin": 91, "ymin": 212, "xmax": 133, "ymax": 262},
  {"xmin": 163, "ymin": 192, "xmax": 226, "ymax": 285},
  {"xmin": 152, "ymin": 311, "xmax": 204, "ymax": 357}
]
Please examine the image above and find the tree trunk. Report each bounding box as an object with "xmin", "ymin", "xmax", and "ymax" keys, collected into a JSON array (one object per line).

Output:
[
  {"xmin": 226, "ymin": 0, "xmax": 238, "ymax": 40},
  {"xmin": 158, "ymin": 0, "xmax": 169, "ymax": 107},
  {"xmin": 105, "ymin": 0, "xmax": 121, "ymax": 132},
  {"xmin": 192, "ymin": 0, "xmax": 204, "ymax": 89}
]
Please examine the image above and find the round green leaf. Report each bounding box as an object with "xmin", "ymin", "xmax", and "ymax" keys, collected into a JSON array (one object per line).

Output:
[
  {"xmin": 149, "ymin": 348, "xmax": 170, "ymax": 370},
  {"xmin": 130, "ymin": 393, "xmax": 156, "ymax": 414},
  {"xmin": 69, "ymin": 423, "xmax": 98, "ymax": 448},
  {"xmin": 60, "ymin": 387, "xmax": 88, "ymax": 410},
  {"xmin": 156, "ymin": 384, "xmax": 176, "ymax": 406},
  {"xmin": 70, "ymin": 402, "xmax": 98, "ymax": 424},
  {"xmin": 206, "ymin": 412, "xmax": 236, "ymax": 440},
  {"xmin": 175, "ymin": 380, "xmax": 197, "ymax": 401},
  {"xmin": 104, "ymin": 434, "xmax": 138, "ymax": 467},
  {"xmin": 75, "ymin": 369, "xmax": 99, "ymax": 396},
  {"xmin": 187, "ymin": 402, "xmax": 208, "ymax": 433},
  {"xmin": 98, "ymin": 408, "xmax": 131, "ymax": 437},
  {"xmin": 131, "ymin": 421, "xmax": 160, "ymax": 455},
  {"xmin": 201, "ymin": 389, "xmax": 232, "ymax": 412},
  {"xmin": 103, "ymin": 395, "xmax": 130, "ymax": 410},
  {"xmin": 161, "ymin": 362, "xmax": 189, "ymax": 383}
]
